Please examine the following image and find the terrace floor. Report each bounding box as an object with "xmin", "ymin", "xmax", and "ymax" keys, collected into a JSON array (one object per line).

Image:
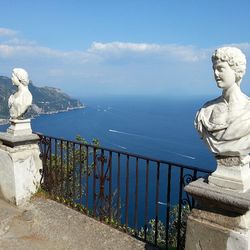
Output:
[{"xmin": 0, "ymin": 196, "xmax": 155, "ymax": 250}]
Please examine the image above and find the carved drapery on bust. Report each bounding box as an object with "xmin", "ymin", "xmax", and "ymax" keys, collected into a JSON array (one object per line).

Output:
[
  {"xmin": 8, "ymin": 68, "xmax": 32, "ymax": 119},
  {"xmin": 195, "ymin": 47, "xmax": 250, "ymax": 160}
]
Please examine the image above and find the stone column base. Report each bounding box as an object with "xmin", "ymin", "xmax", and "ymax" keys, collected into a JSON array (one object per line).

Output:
[
  {"xmin": 0, "ymin": 133, "xmax": 42, "ymax": 206},
  {"xmin": 185, "ymin": 178, "xmax": 250, "ymax": 250},
  {"xmin": 209, "ymin": 156, "xmax": 250, "ymax": 192},
  {"xmin": 7, "ymin": 119, "xmax": 32, "ymax": 136}
]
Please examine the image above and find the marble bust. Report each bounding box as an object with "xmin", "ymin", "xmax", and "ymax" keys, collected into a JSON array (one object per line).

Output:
[
  {"xmin": 8, "ymin": 68, "xmax": 32, "ymax": 119},
  {"xmin": 195, "ymin": 47, "xmax": 250, "ymax": 161}
]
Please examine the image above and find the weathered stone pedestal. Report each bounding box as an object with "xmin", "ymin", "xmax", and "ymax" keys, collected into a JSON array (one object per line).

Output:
[
  {"xmin": 185, "ymin": 176, "xmax": 250, "ymax": 250},
  {"xmin": 7, "ymin": 119, "xmax": 32, "ymax": 136},
  {"xmin": 0, "ymin": 120, "xmax": 42, "ymax": 206},
  {"xmin": 208, "ymin": 156, "xmax": 250, "ymax": 192}
]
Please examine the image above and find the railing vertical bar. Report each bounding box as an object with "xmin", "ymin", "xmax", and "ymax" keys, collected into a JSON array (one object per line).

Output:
[
  {"xmin": 72, "ymin": 143, "xmax": 76, "ymax": 201},
  {"xmin": 165, "ymin": 164, "xmax": 172, "ymax": 250},
  {"xmin": 192, "ymin": 169, "xmax": 198, "ymax": 208},
  {"xmin": 66, "ymin": 141, "xmax": 70, "ymax": 198},
  {"xmin": 194, "ymin": 169, "xmax": 198, "ymax": 180},
  {"xmin": 79, "ymin": 144, "xmax": 83, "ymax": 205},
  {"xmin": 125, "ymin": 155, "xmax": 130, "ymax": 227},
  {"xmin": 177, "ymin": 167, "xmax": 184, "ymax": 250},
  {"xmin": 108, "ymin": 151, "xmax": 112, "ymax": 222},
  {"xmin": 43, "ymin": 136, "xmax": 50, "ymax": 190},
  {"xmin": 86, "ymin": 146, "xmax": 89, "ymax": 210},
  {"xmin": 154, "ymin": 162, "xmax": 160, "ymax": 246},
  {"xmin": 100, "ymin": 149, "xmax": 105, "ymax": 220},
  {"xmin": 49, "ymin": 138, "xmax": 52, "ymax": 167},
  {"xmin": 93, "ymin": 148, "xmax": 97, "ymax": 217},
  {"xmin": 117, "ymin": 153, "xmax": 121, "ymax": 223},
  {"xmin": 43, "ymin": 136, "xmax": 47, "ymax": 178},
  {"xmin": 134, "ymin": 157, "xmax": 139, "ymax": 235},
  {"xmin": 144, "ymin": 159, "xmax": 149, "ymax": 241},
  {"xmin": 54, "ymin": 139, "xmax": 58, "ymax": 190},
  {"xmin": 43, "ymin": 136, "xmax": 46, "ymax": 165},
  {"xmin": 49, "ymin": 138, "xmax": 52, "ymax": 192},
  {"xmin": 60, "ymin": 140, "xmax": 63, "ymax": 195}
]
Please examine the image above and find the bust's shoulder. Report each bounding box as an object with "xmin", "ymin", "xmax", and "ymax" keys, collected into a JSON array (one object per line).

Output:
[
  {"xmin": 202, "ymin": 96, "xmax": 224, "ymax": 108},
  {"xmin": 196, "ymin": 96, "xmax": 226, "ymax": 119}
]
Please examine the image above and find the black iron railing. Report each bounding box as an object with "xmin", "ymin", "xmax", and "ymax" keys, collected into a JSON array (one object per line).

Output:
[{"xmin": 37, "ymin": 133, "xmax": 211, "ymax": 249}]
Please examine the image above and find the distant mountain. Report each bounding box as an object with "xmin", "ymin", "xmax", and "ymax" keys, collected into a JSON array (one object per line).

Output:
[{"xmin": 0, "ymin": 76, "xmax": 84, "ymax": 119}]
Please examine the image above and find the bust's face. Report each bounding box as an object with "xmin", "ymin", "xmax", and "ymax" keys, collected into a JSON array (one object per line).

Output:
[
  {"xmin": 213, "ymin": 61, "xmax": 236, "ymax": 90},
  {"xmin": 11, "ymin": 72, "xmax": 20, "ymax": 86}
]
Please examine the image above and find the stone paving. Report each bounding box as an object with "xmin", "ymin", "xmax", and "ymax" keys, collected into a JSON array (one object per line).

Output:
[{"xmin": 0, "ymin": 197, "xmax": 155, "ymax": 250}]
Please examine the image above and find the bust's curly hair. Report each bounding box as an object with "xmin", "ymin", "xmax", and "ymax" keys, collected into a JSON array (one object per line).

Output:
[
  {"xmin": 212, "ymin": 47, "xmax": 246, "ymax": 85},
  {"xmin": 13, "ymin": 68, "xmax": 29, "ymax": 86}
]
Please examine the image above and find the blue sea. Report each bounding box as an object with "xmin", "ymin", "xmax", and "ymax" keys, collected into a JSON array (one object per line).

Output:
[{"xmin": 0, "ymin": 95, "xmax": 215, "ymax": 171}]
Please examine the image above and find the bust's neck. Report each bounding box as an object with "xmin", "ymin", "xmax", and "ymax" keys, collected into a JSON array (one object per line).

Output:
[
  {"xmin": 18, "ymin": 84, "xmax": 27, "ymax": 92},
  {"xmin": 222, "ymin": 84, "xmax": 244, "ymax": 104}
]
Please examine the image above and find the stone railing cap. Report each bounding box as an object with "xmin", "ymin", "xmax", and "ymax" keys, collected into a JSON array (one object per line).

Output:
[
  {"xmin": 0, "ymin": 132, "xmax": 40, "ymax": 147},
  {"xmin": 185, "ymin": 178, "xmax": 250, "ymax": 214}
]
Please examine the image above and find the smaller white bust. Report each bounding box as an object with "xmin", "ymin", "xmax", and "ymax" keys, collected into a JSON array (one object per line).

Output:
[{"xmin": 8, "ymin": 68, "xmax": 32, "ymax": 119}]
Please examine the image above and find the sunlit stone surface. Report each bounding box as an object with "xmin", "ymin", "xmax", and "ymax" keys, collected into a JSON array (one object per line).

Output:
[{"xmin": 0, "ymin": 134, "xmax": 42, "ymax": 206}]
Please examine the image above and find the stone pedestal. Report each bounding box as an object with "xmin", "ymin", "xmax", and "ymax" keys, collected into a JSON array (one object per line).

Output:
[
  {"xmin": 0, "ymin": 132, "xmax": 42, "ymax": 206},
  {"xmin": 7, "ymin": 119, "xmax": 32, "ymax": 136},
  {"xmin": 185, "ymin": 178, "xmax": 250, "ymax": 250},
  {"xmin": 208, "ymin": 156, "xmax": 250, "ymax": 192}
]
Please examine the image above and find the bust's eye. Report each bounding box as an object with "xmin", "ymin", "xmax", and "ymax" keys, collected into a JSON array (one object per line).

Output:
[{"xmin": 217, "ymin": 66, "xmax": 224, "ymax": 72}]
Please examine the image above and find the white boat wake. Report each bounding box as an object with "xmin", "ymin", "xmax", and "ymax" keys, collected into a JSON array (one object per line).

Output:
[
  {"xmin": 116, "ymin": 144, "xmax": 127, "ymax": 150},
  {"xmin": 165, "ymin": 150, "xmax": 196, "ymax": 160},
  {"xmin": 109, "ymin": 129, "xmax": 141, "ymax": 137},
  {"xmin": 108, "ymin": 129, "xmax": 195, "ymax": 160}
]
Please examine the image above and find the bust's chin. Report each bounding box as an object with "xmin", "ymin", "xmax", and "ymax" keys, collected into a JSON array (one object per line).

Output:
[{"xmin": 216, "ymin": 81, "xmax": 223, "ymax": 88}]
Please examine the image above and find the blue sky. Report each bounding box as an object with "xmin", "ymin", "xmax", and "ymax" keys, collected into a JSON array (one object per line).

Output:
[{"xmin": 0, "ymin": 0, "xmax": 250, "ymax": 98}]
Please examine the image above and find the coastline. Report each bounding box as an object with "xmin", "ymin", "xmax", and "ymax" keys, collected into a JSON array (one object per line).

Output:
[
  {"xmin": 38, "ymin": 105, "xmax": 85, "ymax": 115},
  {"xmin": 0, "ymin": 105, "xmax": 85, "ymax": 126}
]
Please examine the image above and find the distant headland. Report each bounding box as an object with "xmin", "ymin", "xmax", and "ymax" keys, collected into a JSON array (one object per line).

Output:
[{"xmin": 0, "ymin": 76, "xmax": 84, "ymax": 124}]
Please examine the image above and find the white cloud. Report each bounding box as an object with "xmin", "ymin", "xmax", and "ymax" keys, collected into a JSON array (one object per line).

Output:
[
  {"xmin": 0, "ymin": 27, "xmax": 248, "ymax": 65},
  {"xmin": 3, "ymin": 38, "xmax": 37, "ymax": 46},
  {"xmin": 89, "ymin": 41, "xmax": 208, "ymax": 62},
  {"xmin": 0, "ymin": 28, "xmax": 249, "ymax": 97},
  {"xmin": 0, "ymin": 44, "xmax": 61, "ymax": 58},
  {"xmin": 0, "ymin": 27, "xmax": 18, "ymax": 37},
  {"xmin": 0, "ymin": 38, "xmax": 100, "ymax": 65},
  {"xmin": 90, "ymin": 41, "xmax": 160, "ymax": 52},
  {"xmin": 0, "ymin": 34, "xmax": 221, "ymax": 64}
]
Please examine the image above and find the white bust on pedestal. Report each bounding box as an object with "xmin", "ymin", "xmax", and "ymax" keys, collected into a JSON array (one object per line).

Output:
[
  {"xmin": 185, "ymin": 47, "xmax": 250, "ymax": 250},
  {"xmin": 7, "ymin": 68, "xmax": 33, "ymax": 136},
  {"xmin": 195, "ymin": 47, "xmax": 250, "ymax": 192},
  {"xmin": 0, "ymin": 68, "xmax": 41, "ymax": 206}
]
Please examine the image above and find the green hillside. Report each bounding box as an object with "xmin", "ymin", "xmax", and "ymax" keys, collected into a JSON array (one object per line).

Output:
[{"xmin": 0, "ymin": 76, "xmax": 84, "ymax": 119}]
